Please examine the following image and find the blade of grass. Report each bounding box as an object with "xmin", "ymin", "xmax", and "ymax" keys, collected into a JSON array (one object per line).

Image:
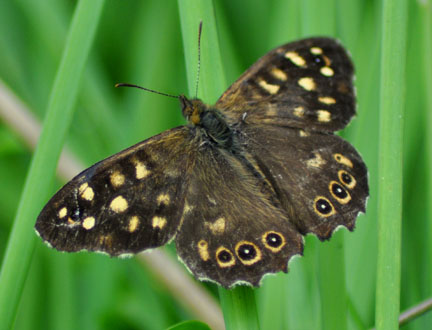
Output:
[
  {"xmin": 177, "ymin": 0, "xmax": 225, "ymax": 102},
  {"xmin": 345, "ymin": 3, "xmax": 382, "ymax": 325},
  {"xmin": 422, "ymin": 0, "xmax": 432, "ymax": 310},
  {"xmin": 177, "ymin": 1, "xmax": 260, "ymax": 329},
  {"xmin": 0, "ymin": 1, "xmax": 105, "ymax": 329},
  {"xmin": 300, "ymin": 3, "xmax": 350, "ymax": 329},
  {"xmin": 218, "ymin": 286, "xmax": 260, "ymax": 330},
  {"xmin": 375, "ymin": 0, "xmax": 407, "ymax": 329},
  {"xmin": 301, "ymin": 0, "xmax": 336, "ymax": 37}
]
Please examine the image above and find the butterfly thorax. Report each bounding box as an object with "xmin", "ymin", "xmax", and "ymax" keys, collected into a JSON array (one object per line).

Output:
[{"xmin": 180, "ymin": 95, "xmax": 236, "ymax": 150}]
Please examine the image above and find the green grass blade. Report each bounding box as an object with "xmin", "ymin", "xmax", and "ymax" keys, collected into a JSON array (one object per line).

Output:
[
  {"xmin": 375, "ymin": 0, "xmax": 408, "ymax": 329},
  {"xmin": 167, "ymin": 320, "xmax": 211, "ymax": 330},
  {"xmin": 300, "ymin": 3, "xmax": 350, "ymax": 329},
  {"xmin": 219, "ymin": 286, "xmax": 260, "ymax": 330},
  {"xmin": 0, "ymin": 1, "xmax": 105, "ymax": 329},
  {"xmin": 177, "ymin": 0, "xmax": 226, "ymax": 102},
  {"xmin": 177, "ymin": 1, "xmax": 260, "ymax": 329},
  {"xmin": 318, "ymin": 232, "xmax": 347, "ymax": 330},
  {"xmin": 421, "ymin": 2, "xmax": 432, "ymax": 326}
]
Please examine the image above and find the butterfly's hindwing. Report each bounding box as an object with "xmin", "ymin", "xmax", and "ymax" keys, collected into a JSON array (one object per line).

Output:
[
  {"xmin": 175, "ymin": 146, "xmax": 303, "ymax": 288},
  {"xmin": 216, "ymin": 37, "xmax": 355, "ymax": 132},
  {"xmin": 35, "ymin": 127, "xmax": 197, "ymax": 256},
  {"xmin": 244, "ymin": 125, "xmax": 368, "ymax": 240}
]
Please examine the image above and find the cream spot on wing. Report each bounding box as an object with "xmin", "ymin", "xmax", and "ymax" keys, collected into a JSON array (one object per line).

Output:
[
  {"xmin": 152, "ymin": 216, "xmax": 167, "ymax": 229},
  {"xmin": 320, "ymin": 66, "xmax": 334, "ymax": 76},
  {"xmin": 307, "ymin": 152, "xmax": 326, "ymax": 168},
  {"xmin": 317, "ymin": 110, "xmax": 331, "ymax": 122},
  {"xmin": 110, "ymin": 195, "xmax": 128, "ymax": 213},
  {"xmin": 266, "ymin": 105, "xmax": 278, "ymax": 117},
  {"xmin": 293, "ymin": 106, "xmax": 305, "ymax": 117},
  {"xmin": 298, "ymin": 77, "xmax": 316, "ymax": 91},
  {"xmin": 334, "ymin": 154, "xmax": 354, "ymax": 168},
  {"xmin": 157, "ymin": 193, "xmax": 170, "ymax": 205},
  {"xmin": 299, "ymin": 130, "xmax": 309, "ymax": 137},
  {"xmin": 98, "ymin": 234, "xmax": 113, "ymax": 249},
  {"xmin": 79, "ymin": 183, "xmax": 94, "ymax": 201},
  {"xmin": 258, "ymin": 79, "xmax": 280, "ymax": 94},
  {"xmin": 318, "ymin": 96, "xmax": 336, "ymax": 104},
  {"xmin": 270, "ymin": 67, "xmax": 287, "ymax": 81},
  {"xmin": 128, "ymin": 216, "xmax": 140, "ymax": 232},
  {"xmin": 67, "ymin": 217, "xmax": 79, "ymax": 226},
  {"xmin": 183, "ymin": 202, "xmax": 192, "ymax": 214},
  {"xmin": 82, "ymin": 216, "xmax": 95, "ymax": 230},
  {"xmin": 134, "ymin": 160, "xmax": 150, "ymax": 179},
  {"xmin": 310, "ymin": 47, "xmax": 323, "ymax": 55},
  {"xmin": 206, "ymin": 217, "xmax": 226, "ymax": 235},
  {"xmin": 58, "ymin": 207, "xmax": 67, "ymax": 219},
  {"xmin": 110, "ymin": 171, "xmax": 125, "ymax": 187},
  {"xmin": 322, "ymin": 55, "xmax": 332, "ymax": 66},
  {"xmin": 197, "ymin": 240, "xmax": 210, "ymax": 261},
  {"xmin": 285, "ymin": 51, "xmax": 306, "ymax": 67}
]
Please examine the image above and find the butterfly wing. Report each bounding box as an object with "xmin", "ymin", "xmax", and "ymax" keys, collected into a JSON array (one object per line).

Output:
[
  {"xmin": 175, "ymin": 146, "xmax": 303, "ymax": 288},
  {"xmin": 243, "ymin": 125, "xmax": 368, "ymax": 240},
  {"xmin": 216, "ymin": 37, "xmax": 355, "ymax": 133},
  {"xmin": 35, "ymin": 126, "xmax": 197, "ymax": 256}
]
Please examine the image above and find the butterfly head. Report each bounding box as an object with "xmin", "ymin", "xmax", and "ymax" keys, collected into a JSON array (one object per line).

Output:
[{"xmin": 179, "ymin": 95, "xmax": 207, "ymax": 125}]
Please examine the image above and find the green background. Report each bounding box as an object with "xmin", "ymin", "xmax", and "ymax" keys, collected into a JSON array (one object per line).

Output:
[{"xmin": 0, "ymin": 0, "xmax": 430, "ymax": 329}]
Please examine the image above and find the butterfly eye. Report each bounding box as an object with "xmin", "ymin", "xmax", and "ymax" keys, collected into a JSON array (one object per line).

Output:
[
  {"xmin": 338, "ymin": 170, "xmax": 357, "ymax": 189},
  {"xmin": 329, "ymin": 181, "xmax": 351, "ymax": 204},
  {"xmin": 314, "ymin": 196, "xmax": 336, "ymax": 217},
  {"xmin": 262, "ymin": 231, "xmax": 286, "ymax": 253},
  {"xmin": 235, "ymin": 241, "xmax": 262, "ymax": 265},
  {"xmin": 216, "ymin": 247, "xmax": 235, "ymax": 268}
]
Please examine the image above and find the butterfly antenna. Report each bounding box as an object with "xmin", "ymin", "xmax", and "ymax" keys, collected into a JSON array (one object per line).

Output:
[
  {"xmin": 195, "ymin": 21, "xmax": 203, "ymax": 99},
  {"xmin": 115, "ymin": 83, "xmax": 178, "ymax": 99}
]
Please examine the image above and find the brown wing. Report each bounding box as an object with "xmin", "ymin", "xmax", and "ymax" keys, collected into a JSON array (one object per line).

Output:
[
  {"xmin": 175, "ymin": 145, "xmax": 303, "ymax": 288},
  {"xmin": 36, "ymin": 126, "xmax": 197, "ymax": 256},
  {"xmin": 216, "ymin": 37, "xmax": 355, "ymax": 133},
  {"xmin": 243, "ymin": 125, "xmax": 368, "ymax": 240}
]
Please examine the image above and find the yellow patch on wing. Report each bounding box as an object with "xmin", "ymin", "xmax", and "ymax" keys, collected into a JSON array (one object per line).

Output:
[
  {"xmin": 298, "ymin": 77, "xmax": 316, "ymax": 91},
  {"xmin": 110, "ymin": 171, "xmax": 125, "ymax": 187},
  {"xmin": 270, "ymin": 67, "xmax": 287, "ymax": 81},
  {"xmin": 82, "ymin": 216, "xmax": 95, "ymax": 230},
  {"xmin": 317, "ymin": 110, "xmax": 331, "ymax": 122},
  {"xmin": 206, "ymin": 217, "xmax": 226, "ymax": 235},
  {"xmin": 110, "ymin": 195, "xmax": 128, "ymax": 213},
  {"xmin": 318, "ymin": 96, "xmax": 336, "ymax": 104},
  {"xmin": 79, "ymin": 183, "xmax": 94, "ymax": 201},
  {"xmin": 128, "ymin": 216, "xmax": 140, "ymax": 232},
  {"xmin": 197, "ymin": 240, "xmax": 210, "ymax": 261},
  {"xmin": 258, "ymin": 79, "xmax": 280, "ymax": 94},
  {"xmin": 152, "ymin": 216, "xmax": 167, "ymax": 229},
  {"xmin": 285, "ymin": 51, "xmax": 306, "ymax": 67}
]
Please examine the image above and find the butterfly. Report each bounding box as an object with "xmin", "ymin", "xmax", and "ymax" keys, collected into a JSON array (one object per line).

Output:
[{"xmin": 35, "ymin": 37, "xmax": 369, "ymax": 288}]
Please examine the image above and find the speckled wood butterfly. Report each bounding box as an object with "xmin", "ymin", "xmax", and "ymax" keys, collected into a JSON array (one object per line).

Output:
[{"xmin": 36, "ymin": 37, "xmax": 368, "ymax": 288}]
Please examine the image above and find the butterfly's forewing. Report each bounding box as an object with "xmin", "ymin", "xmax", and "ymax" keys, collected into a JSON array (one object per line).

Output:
[
  {"xmin": 175, "ymin": 146, "xmax": 303, "ymax": 288},
  {"xmin": 216, "ymin": 37, "xmax": 355, "ymax": 133},
  {"xmin": 36, "ymin": 127, "xmax": 197, "ymax": 256},
  {"xmin": 244, "ymin": 125, "xmax": 368, "ymax": 240}
]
